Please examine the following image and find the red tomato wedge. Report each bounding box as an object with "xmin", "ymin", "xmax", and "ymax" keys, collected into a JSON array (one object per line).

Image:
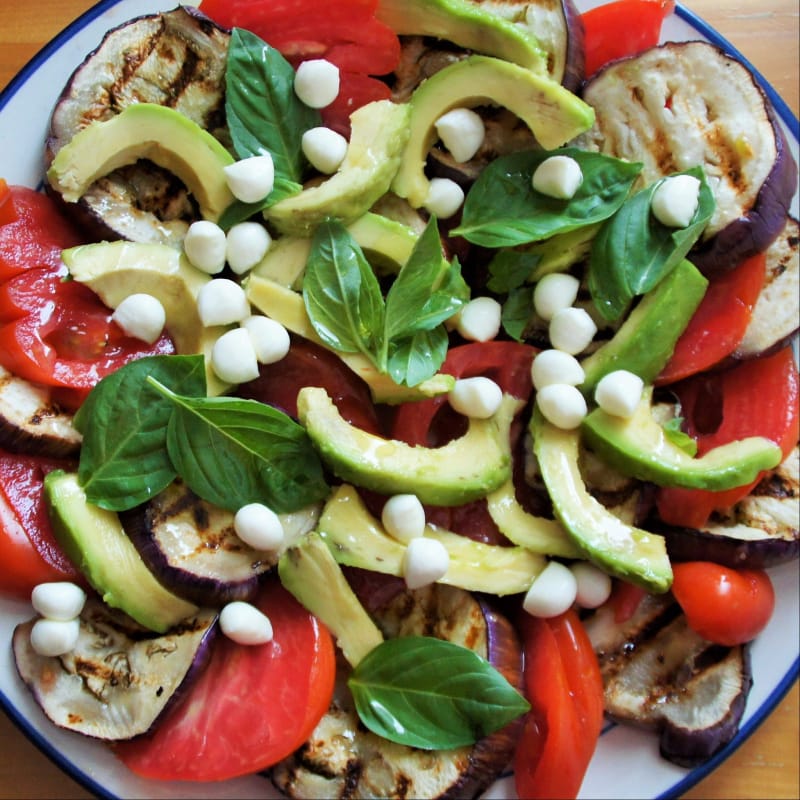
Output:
[
  {"xmin": 582, "ymin": 0, "xmax": 675, "ymax": 77},
  {"xmin": 0, "ymin": 450, "xmax": 81, "ymax": 598},
  {"xmin": 115, "ymin": 578, "xmax": 336, "ymax": 782}
]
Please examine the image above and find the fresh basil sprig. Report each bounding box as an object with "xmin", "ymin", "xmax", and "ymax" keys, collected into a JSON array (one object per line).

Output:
[
  {"xmin": 303, "ymin": 217, "xmax": 469, "ymax": 386},
  {"xmin": 588, "ymin": 166, "xmax": 715, "ymax": 320},
  {"xmin": 348, "ymin": 636, "xmax": 530, "ymax": 750},
  {"xmin": 451, "ymin": 148, "xmax": 643, "ymax": 248}
]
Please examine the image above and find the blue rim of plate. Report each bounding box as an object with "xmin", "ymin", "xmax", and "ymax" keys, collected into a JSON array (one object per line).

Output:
[{"xmin": 0, "ymin": 3, "xmax": 797, "ymax": 799}]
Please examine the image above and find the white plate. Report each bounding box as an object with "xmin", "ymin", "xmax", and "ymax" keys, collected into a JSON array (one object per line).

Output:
[{"xmin": 0, "ymin": 2, "xmax": 797, "ymax": 798}]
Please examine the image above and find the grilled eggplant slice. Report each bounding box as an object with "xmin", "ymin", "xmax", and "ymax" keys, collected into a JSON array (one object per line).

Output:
[
  {"xmin": 0, "ymin": 365, "xmax": 81, "ymax": 457},
  {"xmin": 272, "ymin": 583, "xmax": 523, "ymax": 799},
  {"xmin": 586, "ymin": 592, "xmax": 752, "ymax": 767},
  {"xmin": 45, "ymin": 6, "xmax": 230, "ymax": 246},
  {"xmin": 13, "ymin": 597, "xmax": 217, "ymax": 741},
  {"xmin": 580, "ymin": 41, "xmax": 798, "ymax": 274}
]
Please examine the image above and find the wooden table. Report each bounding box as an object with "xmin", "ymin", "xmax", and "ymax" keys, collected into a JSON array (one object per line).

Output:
[{"xmin": 0, "ymin": 1, "xmax": 797, "ymax": 798}]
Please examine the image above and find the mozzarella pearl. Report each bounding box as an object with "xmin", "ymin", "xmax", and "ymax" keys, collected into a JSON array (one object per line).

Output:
[
  {"xmin": 382, "ymin": 494, "xmax": 426, "ymax": 543},
  {"xmin": 434, "ymin": 107, "xmax": 485, "ymax": 163},
  {"xmin": 424, "ymin": 177, "xmax": 465, "ymax": 219},
  {"xmin": 226, "ymin": 222, "xmax": 272, "ymax": 275},
  {"xmin": 183, "ymin": 220, "xmax": 227, "ymax": 274},
  {"xmin": 403, "ymin": 537, "xmax": 450, "ymax": 590},
  {"xmin": 548, "ymin": 306, "xmax": 598, "ymax": 355},
  {"xmin": 448, "ymin": 376, "xmax": 503, "ymax": 419},
  {"xmin": 111, "ymin": 293, "xmax": 166, "ymax": 344},
  {"xmin": 522, "ymin": 560, "xmax": 578, "ymax": 618},
  {"xmin": 234, "ymin": 503, "xmax": 285, "ymax": 551},
  {"xmin": 533, "ymin": 272, "xmax": 580, "ymax": 321},
  {"xmin": 31, "ymin": 582, "xmax": 87, "ymax": 622},
  {"xmin": 219, "ymin": 601, "xmax": 273, "ymax": 646},
  {"xmin": 594, "ymin": 369, "xmax": 645, "ymax": 418},
  {"xmin": 30, "ymin": 618, "xmax": 80, "ymax": 657},
  {"xmin": 197, "ymin": 279, "xmax": 250, "ymax": 327},
  {"xmin": 455, "ymin": 296, "xmax": 502, "ymax": 342},
  {"xmin": 651, "ymin": 174, "xmax": 701, "ymax": 228},
  {"xmin": 241, "ymin": 315, "xmax": 291, "ymax": 365},
  {"xmin": 211, "ymin": 328, "xmax": 260, "ymax": 384},
  {"xmin": 224, "ymin": 155, "xmax": 275, "ymax": 203},
  {"xmin": 536, "ymin": 383, "xmax": 587, "ymax": 430},
  {"xmin": 570, "ymin": 562, "xmax": 613, "ymax": 609},
  {"xmin": 294, "ymin": 59, "xmax": 340, "ymax": 108},
  {"xmin": 302, "ymin": 126, "xmax": 348, "ymax": 174},
  {"xmin": 532, "ymin": 155, "xmax": 583, "ymax": 200},
  {"xmin": 531, "ymin": 349, "xmax": 585, "ymax": 390}
]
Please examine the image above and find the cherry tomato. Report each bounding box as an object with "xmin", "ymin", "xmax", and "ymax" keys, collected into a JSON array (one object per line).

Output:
[
  {"xmin": 114, "ymin": 577, "xmax": 336, "ymax": 781},
  {"xmin": 671, "ymin": 562, "xmax": 775, "ymax": 646}
]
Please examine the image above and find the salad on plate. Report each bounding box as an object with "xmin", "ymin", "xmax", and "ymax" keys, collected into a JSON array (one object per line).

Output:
[{"xmin": 0, "ymin": 1, "xmax": 797, "ymax": 798}]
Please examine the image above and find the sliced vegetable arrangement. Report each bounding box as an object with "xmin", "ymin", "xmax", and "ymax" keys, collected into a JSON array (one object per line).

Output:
[{"xmin": 0, "ymin": 1, "xmax": 797, "ymax": 799}]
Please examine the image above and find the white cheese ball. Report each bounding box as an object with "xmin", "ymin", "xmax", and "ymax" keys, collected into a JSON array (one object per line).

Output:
[
  {"xmin": 211, "ymin": 328, "xmax": 260, "ymax": 384},
  {"xmin": 570, "ymin": 561, "xmax": 613, "ymax": 609},
  {"xmin": 651, "ymin": 174, "xmax": 701, "ymax": 228},
  {"xmin": 294, "ymin": 59, "xmax": 340, "ymax": 108},
  {"xmin": 30, "ymin": 618, "xmax": 80, "ymax": 657},
  {"xmin": 220, "ymin": 601, "xmax": 273, "ymax": 646},
  {"xmin": 197, "ymin": 278, "xmax": 250, "ymax": 327},
  {"xmin": 224, "ymin": 154, "xmax": 275, "ymax": 204},
  {"xmin": 548, "ymin": 306, "xmax": 598, "ymax": 355},
  {"xmin": 226, "ymin": 222, "xmax": 272, "ymax": 275},
  {"xmin": 184, "ymin": 220, "xmax": 227, "ymax": 274},
  {"xmin": 455, "ymin": 296, "xmax": 502, "ymax": 342},
  {"xmin": 594, "ymin": 369, "xmax": 645, "ymax": 418},
  {"xmin": 531, "ymin": 349, "xmax": 585, "ymax": 390},
  {"xmin": 425, "ymin": 177, "xmax": 465, "ymax": 219},
  {"xmin": 403, "ymin": 537, "xmax": 450, "ymax": 590},
  {"xmin": 523, "ymin": 560, "xmax": 578, "ymax": 618},
  {"xmin": 241, "ymin": 315, "xmax": 291, "ymax": 365},
  {"xmin": 382, "ymin": 494, "xmax": 426, "ymax": 544},
  {"xmin": 448, "ymin": 376, "xmax": 503, "ymax": 419},
  {"xmin": 31, "ymin": 582, "xmax": 87, "ymax": 622},
  {"xmin": 532, "ymin": 155, "xmax": 583, "ymax": 200},
  {"xmin": 536, "ymin": 383, "xmax": 587, "ymax": 430},
  {"xmin": 533, "ymin": 272, "xmax": 580, "ymax": 321},
  {"xmin": 434, "ymin": 107, "xmax": 485, "ymax": 163},
  {"xmin": 234, "ymin": 503, "xmax": 285, "ymax": 551},
  {"xmin": 111, "ymin": 293, "xmax": 166, "ymax": 344},
  {"xmin": 302, "ymin": 126, "xmax": 348, "ymax": 174}
]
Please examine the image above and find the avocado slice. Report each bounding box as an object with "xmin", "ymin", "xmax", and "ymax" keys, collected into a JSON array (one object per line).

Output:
[
  {"xmin": 45, "ymin": 471, "xmax": 198, "ymax": 633},
  {"xmin": 63, "ymin": 241, "xmax": 231, "ymax": 396},
  {"xmin": 278, "ymin": 531, "xmax": 384, "ymax": 667},
  {"xmin": 580, "ymin": 260, "xmax": 709, "ymax": 394},
  {"xmin": 392, "ymin": 55, "xmax": 595, "ymax": 208},
  {"xmin": 581, "ymin": 387, "xmax": 784, "ymax": 491},
  {"xmin": 318, "ymin": 484, "xmax": 545, "ymax": 594},
  {"xmin": 46, "ymin": 103, "xmax": 235, "ymax": 223},
  {"xmin": 530, "ymin": 408, "xmax": 672, "ymax": 593},
  {"xmin": 298, "ymin": 387, "xmax": 519, "ymax": 505},
  {"xmin": 265, "ymin": 100, "xmax": 412, "ymax": 237},
  {"xmin": 376, "ymin": 0, "xmax": 547, "ymax": 72}
]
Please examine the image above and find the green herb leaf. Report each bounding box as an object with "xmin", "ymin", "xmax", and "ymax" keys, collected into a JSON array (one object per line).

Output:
[
  {"xmin": 501, "ymin": 286, "xmax": 534, "ymax": 342},
  {"xmin": 452, "ymin": 148, "xmax": 643, "ymax": 248},
  {"xmin": 487, "ymin": 250, "xmax": 541, "ymax": 293},
  {"xmin": 662, "ymin": 417, "xmax": 698, "ymax": 456},
  {"xmin": 388, "ymin": 326, "xmax": 449, "ymax": 387},
  {"xmin": 348, "ymin": 636, "xmax": 530, "ymax": 750},
  {"xmin": 75, "ymin": 356, "xmax": 206, "ymax": 511},
  {"xmin": 218, "ymin": 175, "xmax": 303, "ymax": 230}
]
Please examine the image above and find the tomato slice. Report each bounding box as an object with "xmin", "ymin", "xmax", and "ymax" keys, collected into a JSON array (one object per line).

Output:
[
  {"xmin": 0, "ymin": 450, "xmax": 82, "ymax": 598},
  {"xmin": 115, "ymin": 577, "xmax": 336, "ymax": 781},
  {"xmin": 582, "ymin": 0, "xmax": 675, "ymax": 77}
]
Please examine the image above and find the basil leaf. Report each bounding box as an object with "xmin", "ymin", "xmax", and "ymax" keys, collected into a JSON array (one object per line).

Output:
[
  {"xmin": 589, "ymin": 166, "xmax": 715, "ymax": 320},
  {"xmin": 501, "ymin": 286, "xmax": 534, "ymax": 342},
  {"xmin": 218, "ymin": 175, "xmax": 303, "ymax": 230},
  {"xmin": 75, "ymin": 356, "xmax": 206, "ymax": 511},
  {"xmin": 388, "ymin": 326, "xmax": 449, "ymax": 387},
  {"xmin": 348, "ymin": 636, "xmax": 530, "ymax": 750},
  {"xmin": 225, "ymin": 28, "xmax": 320, "ymax": 183},
  {"xmin": 452, "ymin": 148, "xmax": 643, "ymax": 248},
  {"xmin": 662, "ymin": 417, "xmax": 698, "ymax": 456},
  {"xmin": 487, "ymin": 250, "xmax": 541, "ymax": 293},
  {"xmin": 150, "ymin": 385, "xmax": 329, "ymax": 513}
]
